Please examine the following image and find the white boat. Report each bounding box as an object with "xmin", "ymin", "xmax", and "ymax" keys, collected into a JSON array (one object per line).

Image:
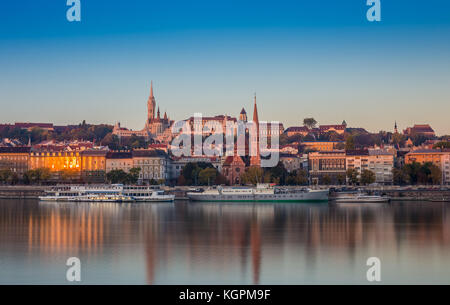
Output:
[
  {"xmin": 187, "ymin": 184, "xmax": 329, "ymax": 202},
  {"xmin": 39, "ymin": 184, "xmax": 175, "ymax": 203},
  {"xmin": 333, "ymin": 192, "xmax": 390, "ymax": 203}
]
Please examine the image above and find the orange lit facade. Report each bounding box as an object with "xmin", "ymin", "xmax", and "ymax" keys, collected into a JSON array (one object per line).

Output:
[
  {"xmin": 302, "ymin": 141, "xmax": 342, "ymax": 152},
  {"xmin": 30, "ymin": 149, "xmax": 107, "ymax": 182},
  {"xmin": 31, "ymin": 151, "xmax": 81, "ymax": 171},
  {"xmin": 405, "ymin": 150, "xmax": 443, "ymax": 167}
]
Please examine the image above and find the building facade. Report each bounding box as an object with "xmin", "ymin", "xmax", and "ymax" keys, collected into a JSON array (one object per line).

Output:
[
  {"xmin": 105, "ymin": 151, "xmax": 133, "ymax": 173},
  {"xmin": 0, "ymin": 147, "xmax": 31, "ymax": 177},
  {"xmin": 132, "ymin": 149, "xmax": 169, "ymax": 183},
  {"xmin": 308, "ymin": 151, "xmax": 346, "ymax": 185},
  {"xmin": 222, "ymin": 155, "xmax": 246, "ymax": 185},
  {"xmin": 346, "ymin": 149, "xmax": 394, "ymax": 184}
]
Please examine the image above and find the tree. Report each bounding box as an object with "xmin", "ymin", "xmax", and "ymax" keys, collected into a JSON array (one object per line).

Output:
[
  {"xmin": 303, "ymin": 118, "xmax": 317, "ymax": 129},
  {"xmin": 360, "ymin": 169, "xmax": 376, "ymax": 185},
  {"xmin": 106, "ymin": 169, "xmax": 128, "ymax": 184},
  {"xmin": 0, "ymin": 169, "xmax": 12, "ymax": 184},
  {"xmin": 346, "ymin": 168, "xmax": 359, "ymax": 185},
  {"xmin": 61, "ymin": 169, "xmax": 79, "ymax": 183},
  {"xmin": 322, "ymin": 175, "xmax": 331, "ymax": 185},
  {"xmin": 336, "ymin": 173, "xmax": 346, "ymax": 185},
  {"xmin": 393, "ymin": 168, "xmax": 409, "ymax": 185},
  {"xmin": 429, "ymin": 164, "xmax": 442, "ymax": 185},
  {"xmin": 198, "ymin": 168, "xmax": 217, "ymax": 186},
  {"xmin": 241, "ymin": 167, "xmax": 264, "ymax": 185},
  {"xmin": 128, "ymin": 167, "xmax": 141, "ymax": 184},
  {"xmin": 345, "ymin": 135, "xmax": 355, "ymax": 150},
  {"xmin": 266, "ymin": 162, "xmax": 288, "ymax": 185}
]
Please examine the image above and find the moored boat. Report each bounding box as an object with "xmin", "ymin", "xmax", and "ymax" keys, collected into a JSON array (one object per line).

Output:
[
  {"xmin": 332, "ymin": 191, "xmax": 390, "ymax": 203},
  {"xmin": 187, "ymin": 184, "xmax": 329, "ymax": 202},
  {"xmin": 39, "ymin": 184, "xmax": 175, "ymax": 202}
]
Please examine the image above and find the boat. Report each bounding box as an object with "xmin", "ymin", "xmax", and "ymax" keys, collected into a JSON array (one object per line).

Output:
[
  {"xmin": 39, "ymin": 184, "xmax": 175, "ymax": 202},
  {"xmin": 429, "ymin": 198, "xmax": 450, "ymax": 202},
  {"xmin": 186, "ymin": 184, "xmax": 329, "ymax": 202},
  {"xmin": 332, "ymin": 191, "xmax": 390, "ymax": 203}
]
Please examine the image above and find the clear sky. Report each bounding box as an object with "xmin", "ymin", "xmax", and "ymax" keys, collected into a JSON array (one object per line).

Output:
[{"xmin": 1, "ymin": 0, "xmax": 450, "ymax": 135}]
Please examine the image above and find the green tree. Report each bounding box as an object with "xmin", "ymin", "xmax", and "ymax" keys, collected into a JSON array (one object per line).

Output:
[
  {"xmin": 303, "ymin": 118, "xmax": 317, "ymax": 129},
  {"xmin": 392, "ymin": 168, "xmax": 409, "ymax": 185},
  {"xmin": 0, "ymin": 169, "xmax": 12, "ymax": 184},
  {"xmin": 241, "ymin": 167, "xmax": 264, "ymax": 185},
  {"xmin": 322, "ymin": 175, "xmax": 331, "ymax": 185},
  {"xmin": 345, "ymin": 135, "xmax": 355, "ymax": 150},
  {"xmin": 429, "ymin": 164, "xmax": 442, "ymax": 185},
  {"xmin": 128, "ymin": 167, "xmax": 141, "ymax": 184},
  {"xmin": 360, "ymin": 169, "xmax": 376, "ymax": 185},
  {"xmin": 106, "ymin": 169, "xmax": 128, "ymax": 184},
  {"xmin": 336, "ymin": 173, "xmax": 346, "ymax": 185},
  {"xmin": 198, "ymin": 167, "xmax": 217, "ymax": 186},
  {"xmin": 346, "ymin": 168, "xmax": 359, "ymax": 185}
]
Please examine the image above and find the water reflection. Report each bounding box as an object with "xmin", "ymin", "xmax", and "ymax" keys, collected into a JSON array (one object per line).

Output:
[{"xmin": 0, "ymin": 200, "xmax": 449, "ymax": 284}]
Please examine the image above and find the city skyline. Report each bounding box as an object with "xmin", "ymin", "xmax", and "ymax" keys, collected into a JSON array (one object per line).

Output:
[{"xmin": 1, "ymin": 1, "xmax": 450, "ymax": 135}]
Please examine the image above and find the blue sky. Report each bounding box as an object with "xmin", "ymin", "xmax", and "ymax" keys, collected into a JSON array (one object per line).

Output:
[{"xmin": 1, "ymin": 0, "xmax": 450, "ymax": 135}]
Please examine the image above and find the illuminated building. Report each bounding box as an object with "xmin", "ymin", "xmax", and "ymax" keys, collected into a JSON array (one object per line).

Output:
[{"xmin": 0, "ymin": 146, "xmax": 31, "ymax": 177}]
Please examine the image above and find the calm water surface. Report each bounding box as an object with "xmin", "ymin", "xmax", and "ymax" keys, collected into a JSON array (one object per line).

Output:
[{"xmin": 0, "ymin": 199, "xmax": 449, "ymax": 284}]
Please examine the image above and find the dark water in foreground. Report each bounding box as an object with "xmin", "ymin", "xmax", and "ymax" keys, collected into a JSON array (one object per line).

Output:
[{"xmin": 0, "ymin": 199, "xmax": 449, "ymax": 284}]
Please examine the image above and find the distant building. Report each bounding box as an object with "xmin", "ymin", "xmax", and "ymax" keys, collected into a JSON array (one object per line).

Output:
[
  {"xmin": 168, "ymin": 156, "xmax": 222, "ymax": 181},
  {"xmin": 112, "ymin": 82, "xmax": 173, "ymax": 142},
  {"xmin": 405, "ymin": 149, "xmax": 443, "ymax": 167},
  {"xmin": 14, "ymin": 122, "xmax": 54, "ymax": 131},
  {"xmin": 106, "ymin": 151, "xmax": 133, "ymax": 173},
  {"xmin": 284, "ymin": 126, "xmax": 310, "ymax": 137},
  {"xmin": 280, "ymin": 153, "xmax": 306, "ymax": 173},
  {"xmin": 0, "ymin": 146, "xmax": 31, "ymax": 177},
  {"xmin": 403, "ymin": 124, "xmax": 435, "ymax": 137},
  {"xmin": 308, "ymin": 151, "xmax": 346, "ymax": 185},
  {"xmin": 222, "ymin": 154, "xmax": 246, "ymax": 185},
  {"xmin": 284, "ymin": 122, "xmax": 346, "ymax": 138},
  {"xmin": 132, "ymin": 149, "xmax": 169, "ymax": 183},
  {"xmin": 319, "ymin": 122, "xmax": 347, "ymax": 135},
  {"xmin": 301, "ymin": 141, "xmax": 343, "ymax": 152},
  {"xmin": 346, "ymin": 149, "xmax": 394, "ymax": 184},
  {"xmin": 405, "ymin": 149, "xmax": 450, "ymax": 183},
  {"xmin": 442, "ymin": 153, "xmax": 450, "ymax": 185}
]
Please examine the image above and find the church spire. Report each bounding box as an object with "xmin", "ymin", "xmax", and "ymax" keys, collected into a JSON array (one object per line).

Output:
[
  {"xmin": 252, "ymin": 93, "xmax": 259, "ymax": 124},
  {"xmin": 157, "ymin": 106, "xmax": 160, "ymax": 119},
  {"xmin": 150, "ymin": 80, "xmax": 154, "ymax": 98},
  {"xmin": 163, "ymin": 111, "xmax": 167, "ymax": 120},
  {"xmin": 147, "ymin": 81, "xmax": 156, "ymax": 122}
]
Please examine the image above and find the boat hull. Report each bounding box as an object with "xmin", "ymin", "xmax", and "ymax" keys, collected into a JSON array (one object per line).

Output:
[
  {"xmin": 333, "ymin": 197, "xmax": 390, "ymax": 203},
  {"xmin": 187, "ymin": 190, "xmax": 329, "ymax": 202}
]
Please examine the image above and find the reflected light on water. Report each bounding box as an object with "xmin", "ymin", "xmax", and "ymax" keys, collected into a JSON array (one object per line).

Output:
[{"xmin": 0, "ymin": 200, "xmax": 449, "ymax": 284}]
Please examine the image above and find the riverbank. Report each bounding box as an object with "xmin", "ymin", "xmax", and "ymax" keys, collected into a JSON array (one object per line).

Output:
[{"xmin": 1, "ymin": 185, "xmax": 449, "ymax": 201}]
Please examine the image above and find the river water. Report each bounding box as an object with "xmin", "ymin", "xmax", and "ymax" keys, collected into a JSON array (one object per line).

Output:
[{"xmin": 0, "ymin": 199, "xmax": 449, "ymax": 284}]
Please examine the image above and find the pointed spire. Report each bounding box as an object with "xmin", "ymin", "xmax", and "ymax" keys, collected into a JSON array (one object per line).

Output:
[
  {"xmin": 252, "ymin": 93, "xmax": 259, "ymax": 124},
  {"xmin": 150, "ymin": 80, "xmax": 154, "ymax": 97},
  {"xmin": 157, "ymin": 106, "xmax": 160, "ymax": 119},
  {"xmin": 164, "ymin": 111, "xmax": 167, "ymax": 120}
]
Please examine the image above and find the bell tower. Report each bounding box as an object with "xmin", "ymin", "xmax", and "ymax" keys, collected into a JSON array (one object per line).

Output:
[{"xmin": 147, "ymin": 81, "xmax": 156, "ymax": 123}]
